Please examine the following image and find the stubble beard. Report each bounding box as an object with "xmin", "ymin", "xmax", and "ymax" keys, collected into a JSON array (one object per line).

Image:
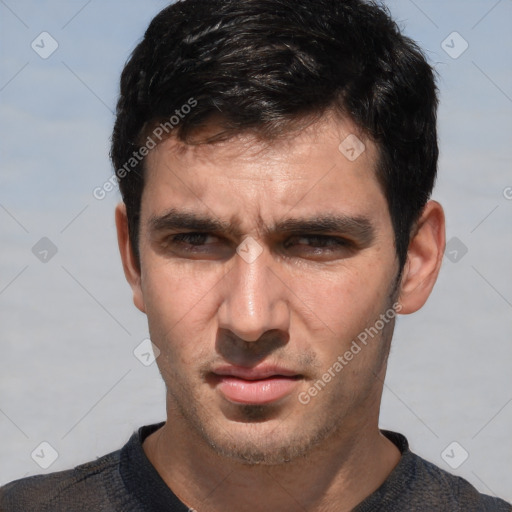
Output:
[
  {"xmin": 167, "ymin": 381, "xmax": 355, "ymax": 465},
  {"xmin": 160, "ymin": 270, "xmax": 401, "ymax": 466},
  {"xmin": 163, "ymin": 317, "xmax": 397, "ymax": 467}
]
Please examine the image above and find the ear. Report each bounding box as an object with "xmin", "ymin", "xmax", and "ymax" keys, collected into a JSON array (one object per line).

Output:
[
  {"xmin": 115, "ymin": 202, "xmax": 146, "ymax": 313},
  {"xmin": 398, "ymin": 200, "xmax": 445, "ymax": 314}
]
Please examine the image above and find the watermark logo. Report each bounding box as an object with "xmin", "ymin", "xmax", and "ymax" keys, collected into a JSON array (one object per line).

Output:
[
  {"xmin": 93, "ymin": 97, "xmax": 197, "ymax": 200},
  {"xmin": 441, "ymin": 441, "xmax": 469, "ymax": 469},
  {"xmin": 236, "ymin": 236, "xmax": 263, "ymax": 264},
  {"xmin": 31, "ymin": 441, "xmax": 59, "ymax": 469},
  {"xmin": 31, "ymin": 32, "xmax": 59, "ymax": 59},
  {"xmin": 441, "ymin": 31, "xmax": 468, "ymax": 60},
  {"xmin": 298, "ymin": 302, "xmax": 402, "ymax": 405},
  {"xmin": 32, "ymin": 237, "xmax": 58, "ymax": 263},
  {"xmin": 444, "ymin": 236, "xmax": 468, "ymax": 263},
  {"xmin": 133, "ymin": 338, "xmax": 161, "ymax": 366},
  {"xmin": 338, "ymin": 134, "xmax": 366, "ymax": 162}
]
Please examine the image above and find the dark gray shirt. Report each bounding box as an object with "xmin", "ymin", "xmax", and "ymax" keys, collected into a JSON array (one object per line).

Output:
[{"xmin": 1, "ymin": 422, "xmax": 510, "ymax": 511}]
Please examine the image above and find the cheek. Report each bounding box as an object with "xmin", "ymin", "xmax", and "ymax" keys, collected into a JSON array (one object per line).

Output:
[
  {"xmin": 140, "ymin": 259, "xmax": 223, "ymax": 358},
  {"xmin": 285, "ymin": 264, "xmax": 396, "ymax": 385},
  {"xmin": 288, "ymin": 263, "xmax": 392, "ymax": 340}
]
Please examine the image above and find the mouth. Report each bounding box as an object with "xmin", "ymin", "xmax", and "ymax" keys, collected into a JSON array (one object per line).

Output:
[{"xmin": 210, "ymin": 365, "xmax": 303, "ymax": 405}]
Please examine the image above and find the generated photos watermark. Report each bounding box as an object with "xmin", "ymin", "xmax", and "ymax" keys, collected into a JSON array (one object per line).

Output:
[
  {"xmin": 93, "ymin": 97, "xmax": 197, "ymax": 200},
  {"xmin": 298, "ymin": 301, "xmax": 403, "ymax": 405}
]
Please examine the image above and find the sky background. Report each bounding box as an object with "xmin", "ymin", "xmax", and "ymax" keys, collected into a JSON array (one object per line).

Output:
[{"xmin": 1, "ymin": 0, "xmax": 511, "ymax": 502}]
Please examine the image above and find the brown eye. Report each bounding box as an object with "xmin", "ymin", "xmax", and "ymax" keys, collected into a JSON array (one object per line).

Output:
[
  {"xmin": 283, "ymin": 235, "xmax": 350, "ymax": 250},
  {"xmin": 281, "ymin": 235, "xmax": 354, "ymax": 261},
  {"xmin": 172, "ymin": 233, "xmax": 213, "ymax": 246},
  {"xmin": 161, "ymin": 232, "xmax": 232, "ymax": 260}
]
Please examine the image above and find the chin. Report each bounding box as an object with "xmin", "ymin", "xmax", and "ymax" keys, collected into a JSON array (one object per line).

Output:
[{"xmin": 201, "ymin": 412, "xmax": 340, "ymax": 466}]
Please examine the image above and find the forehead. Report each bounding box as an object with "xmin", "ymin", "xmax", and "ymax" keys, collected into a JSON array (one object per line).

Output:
[
  {"xmin": 141, "ymin": 113, "xmax": 388, "ymax": 231},
  {"xmin": 148, "ymin": 113, "xmax": 376, "ymax": 174}
]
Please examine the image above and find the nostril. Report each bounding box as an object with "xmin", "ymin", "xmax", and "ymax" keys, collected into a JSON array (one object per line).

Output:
[{"xmin": 215, "ymin": 328, "xmax": 289, "ymax": 365}]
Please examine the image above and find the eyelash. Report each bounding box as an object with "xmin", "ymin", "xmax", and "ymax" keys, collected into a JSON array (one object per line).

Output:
[
  {"xmin": 283, "ymin": 235, "xmax": 350, "ymax": 250},
  {"xmin": 172, "ymin": 233, "xmax": 212, "ymax": 246},
  {"xmin": 167, "ymin": 233, "xmax": 352, "ymax": 252}
]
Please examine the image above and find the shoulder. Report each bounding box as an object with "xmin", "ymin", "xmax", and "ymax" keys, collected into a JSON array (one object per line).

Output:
[
  {"xmin": 410, "ymin": 453, "xmax": 510, "ymax": 511},
  {"xmin": 360, "ymin": 431, "xmax": 512, "ymax": 512},
  {"xmin": 0, "ymin": 449, "xmax": 122, "ymax": 512}
]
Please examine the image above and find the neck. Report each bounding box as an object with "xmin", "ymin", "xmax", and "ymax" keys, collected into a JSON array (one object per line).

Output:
[{"xmin": 143, "ymin": 409, "xmax": 401, "ymax": 512}]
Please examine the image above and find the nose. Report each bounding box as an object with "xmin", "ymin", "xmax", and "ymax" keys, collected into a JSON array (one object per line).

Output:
[{"xmin": 216, "ymin": 242, "xmax": 290, "ymax": 342}]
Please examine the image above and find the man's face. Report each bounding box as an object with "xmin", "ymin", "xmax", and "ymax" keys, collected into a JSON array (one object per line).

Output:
[{"xmin": 133, "ymin": 115, "xmax": 400, "ymax": 464}]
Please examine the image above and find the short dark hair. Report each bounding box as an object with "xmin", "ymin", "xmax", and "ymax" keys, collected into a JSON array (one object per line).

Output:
[{"xmin": 111, "ymin": 0, "xmax": 439, "ymax": 269}]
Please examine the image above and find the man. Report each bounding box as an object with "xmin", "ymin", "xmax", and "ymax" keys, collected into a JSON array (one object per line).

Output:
[{"xmin": 1, "ymin": 0, "xmax": 510, "ymax": 510}]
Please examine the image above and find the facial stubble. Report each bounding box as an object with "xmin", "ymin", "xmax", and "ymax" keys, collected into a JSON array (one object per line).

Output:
[{"xmin": 160, "ymin": 281, "xmax": 400, "ymax": 467}]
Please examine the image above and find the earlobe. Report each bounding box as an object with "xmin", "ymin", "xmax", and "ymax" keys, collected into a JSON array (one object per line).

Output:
[
  {"xmin": 115, "ymin": 203, "xmax": 146, "ymax": 313},
  {"xmin": 398, "ymin": 200, "xmax": 446, "ymax": 314}
]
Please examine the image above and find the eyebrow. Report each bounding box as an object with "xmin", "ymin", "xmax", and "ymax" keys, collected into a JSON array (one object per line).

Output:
[
  {"xmin": 148, "ymin": 209, "xmax": 242, "ymax": 238},
  {"xmin": 271, "ymin": 216, "xmax": 375, "ymax": 244},
  {"xmin": 148, "ymin": 208, "xmax": 375, "ymax": 245}
]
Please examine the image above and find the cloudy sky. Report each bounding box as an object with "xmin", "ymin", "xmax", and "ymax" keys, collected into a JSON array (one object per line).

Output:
[{"xmin": 1, "ymin": 0, "xmax": 511, "ymax": 501}]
